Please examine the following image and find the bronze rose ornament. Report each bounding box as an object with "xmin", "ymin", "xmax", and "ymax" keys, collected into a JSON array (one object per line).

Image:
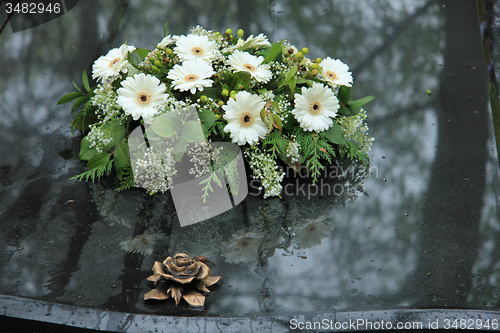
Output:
[{"xmin": 144, "ymin": 253, "xmax": 221, "ymax": 307}]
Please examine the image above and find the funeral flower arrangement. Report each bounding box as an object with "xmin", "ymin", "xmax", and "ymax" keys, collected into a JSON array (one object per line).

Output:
[{"xmin": 59, "ymin": 26, "xmax": 374, "ymax": 198}]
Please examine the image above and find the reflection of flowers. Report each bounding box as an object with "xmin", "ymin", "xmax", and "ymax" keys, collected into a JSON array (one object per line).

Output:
[
  {"xmin": 223, "ymin": 232, "xmax": 263, "ymax": 263},
  {"xmin": 144, "ymin": 253, "xmax": 220, "ymax": 307},
  {"xmin": 119, "ymin": 232, "xmax": 166, "ymax": 255},
  {"xmin": 293, "ymin": 219, "xmax": 334, "ymax": 249}
]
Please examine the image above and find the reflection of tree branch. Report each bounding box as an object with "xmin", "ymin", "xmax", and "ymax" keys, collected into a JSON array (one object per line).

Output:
[
  {"xmin": 401, "ymin": 0, "xmax": 488, "ymax": 307},
  {"xmin": 368, "ymin": 102, "xmax": 433, "ymax": 125},
  {"xmin": 352, "ymin": 0, "xmax": 438, "ymax": 74},
  {"xmin": 0, "ymin": 9, "xmax": 13, "ymax": 36},
  {"xmin": 99, "ymin": 0, "xmax": 132, "ymax": 54}
]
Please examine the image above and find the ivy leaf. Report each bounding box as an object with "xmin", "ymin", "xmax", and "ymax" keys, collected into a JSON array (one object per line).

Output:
[
  {"xmin": 87, "ymin": 152, "xmax": 111, "ymax": 169},
  {"xmin": 323, "ymin": 122, "xmax": 347, "ymax": 146}
]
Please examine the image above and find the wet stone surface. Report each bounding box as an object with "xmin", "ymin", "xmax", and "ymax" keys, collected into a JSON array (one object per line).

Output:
[{"xmin": 0, "ymin": 0, "xmax": 500, "ymax": 325}]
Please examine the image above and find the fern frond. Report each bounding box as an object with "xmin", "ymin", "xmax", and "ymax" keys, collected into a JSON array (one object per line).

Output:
[{"xmin": 71, "ymin": 159, "xmax": 114, "ymax": 182}]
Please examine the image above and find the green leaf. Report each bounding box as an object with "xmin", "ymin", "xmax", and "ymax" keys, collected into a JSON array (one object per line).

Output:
[
  {"xmin": 114, "ymin": 139, "xmax": 131, "ymax": 168},
  {"xmin": 79, "ymin": 137, "xmax": 99, "ymax": 161},
  {"xmin": 134, "ymin": 48, "xmax": 150, "ymax": 61},
  {"xmin": 283, "ymin": 113, "xmax": 298, "ymax": 131},
  {"xmin": 103, "ymin": 122, "xmax": 127, "ymax": 152},
  {"xmin": 173, "ymin": 138, "xmax": 187, "ymax": 161},
  {"xmin": 263, "ymin": 40, "xmax": 284, "ymax": 64},
  {"xmin": 57, "ymin": 91, "xmax": 85, "ymax": 105},
  {"xmin": 288, "ymin": 76, "xmax": 296, "ymax": 94},
  {"xmin": 260, "ymin": 107, "xmax": 268, "ymax": 124},
  {"xmin": 182, "ymin": 120, "xmax": 206, "ymax": 143},
  {"xmin": 72, "ymin": 80, "xmax": 82, "ymax": 92},
  {"xmin": 198, "ymin": 109, "xmax": 216, "ymax": 129},
  {"xmin": 295, "ymin": 78, "xmax": 318, "ymax": 86},
  {"xmin": 82, "ymin": 70, "xmax": 90, "ymax": 93},
  {"xmin": 285, "ymin": 65, "xmax": 298, "ymax": 82},
  {"xmin": 323, "ymin": 122, "xmax": 347, "ymax": 146},
  {"xmin": 338, "ymin": 86, "xmax": 351, "ymax": 106},
  {"xmin": 151, "ymin": 115, "xmax": 180, "ymax": 138},
  {"xmin": 71, "ymin": 96, "xmax": 89, "ymax": 113},
  {"xmin": 164, "ymin": 21, "xmax": 169, "ymax": 37},
  {"xmin": 271, "ymin": 113, "xmax": 283, "ymax": 134},
  {"xmin": 233, "ymin": 71, "xmax": 251, "ymax": 91},
  {"xmin": 348, "ymin": 96, "xmax": 375, "ymax": 109},
  {"xmin": 87, "ymin": 152, "xmax": 111, "ymax": 169}
]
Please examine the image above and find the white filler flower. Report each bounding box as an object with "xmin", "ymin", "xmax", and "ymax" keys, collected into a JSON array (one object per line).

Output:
[
  {"xmin": 174, "ymin": 34, "xmax": 217, "ymax": 62},
  {"xmin": 92, "ymin": 43, "xmax": 136, "ymax": 82},
  {"xmin": 167, "ymin": 60, "xmax": 215, "ymax": 94},
  {"xmin": 117, "ymin": 73, "xmax": 168, "ymax": 122},
  {"xmin": 223, "ymin": 91, "xmax": 268, "ymax": 145},
  {"xmin": 292, "ymin": 82, "xmax": 340, "ymax": 133},
  {"xmin": 228, "ymin": 50, "xmax": 272, "ymax": 83},
  {"xmin": 319, "ymin": 57, "xmax": 353, "ymax": 87}
]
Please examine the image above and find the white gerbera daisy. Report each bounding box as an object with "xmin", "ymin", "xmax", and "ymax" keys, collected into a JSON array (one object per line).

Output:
[
  {"xmin": 174, "ymin": 34, "xmax": 216, "ymax": 62},
  {"xmin": 223, "ymin": 91, "xmax": 268, "ymax": 145},
  {"xmin": 157, "ymin": 35, "xmax": 173, "ymax": 48},
  {"xmin": 319, "ymin": 57, "xmax": 353, "ymax": 87},
  {"xmin": 92, "ymin": 43, "xmax": 136, "ymax": 82},
  {"xmin": 167, "ymin": 60, "xmax": 215, "ymax": 94},
  {"xmin": 237, "ymin": 33, "xmax": 271, "ymax": 49},
  {"xmin": 117, "ymin": 73, "xmax": 168, "ymax": 122},
  {"xmin": 292, "ymin": 82, "xmax": 340, "ymax": 133},
  {"xmin": 228, "ymin": 50, "xmax": 272, "ymax": 83}
]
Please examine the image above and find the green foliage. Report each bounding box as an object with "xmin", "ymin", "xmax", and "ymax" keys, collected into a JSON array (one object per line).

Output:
[
  {"xmin": 294, "ymin": 129, "xmax": 337, "ymax": 185},
  {"xmin": 262, "ymin": 129, "xmax": 288, "ymax": 159},
  {"xmin": 116, "ymin": 167, "xmax": 135, "ymax": 191},
  {"xmin": 71, "ymin": 159, "xmax": 114, "ymax": 182}
]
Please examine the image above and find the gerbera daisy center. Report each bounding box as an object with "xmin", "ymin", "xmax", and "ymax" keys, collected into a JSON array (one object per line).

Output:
[
  {"xmin": 109, "ymin": 58, "xmax": 121, "ymax": 67},
  {"xmin": 239, "ymin": 111, "xmax": 254, "ymax": 127},
  {"xmin": 309, "ymin": 101, "xmax": 322, "ymax": 114},
  {"xmin": 191, "ymin": 47, "xmax": 204, "ymax": 55},
  {"xmin": 185, "ymin": 74, "xmax": 198, "ymax": 82},
  {"xmin": 326, "ymin": 71, "xmax": 337, "ymax": 80},
  {"xmin": 137, "ymin": 92, "xmax": 152, "ymax": 104},
  {"xmin": 244, "ymin": 63, "xmax": 256, "ymax": 72}
]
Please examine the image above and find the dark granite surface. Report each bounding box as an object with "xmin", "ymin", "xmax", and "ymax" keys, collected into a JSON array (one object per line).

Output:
[{"xmin": 1, "ymin": 0, "xmax": 500, "ymax": 331}]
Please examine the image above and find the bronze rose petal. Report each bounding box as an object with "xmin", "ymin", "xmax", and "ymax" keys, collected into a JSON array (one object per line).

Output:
[{"xmin": 144, "ymin": 289, "xmax": 170, "ymax": 301}]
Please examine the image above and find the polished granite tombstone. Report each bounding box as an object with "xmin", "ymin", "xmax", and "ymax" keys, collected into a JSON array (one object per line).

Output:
[{"xmin": 1, "ymin": 0, "xmax": 500, "ymax": 332}]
